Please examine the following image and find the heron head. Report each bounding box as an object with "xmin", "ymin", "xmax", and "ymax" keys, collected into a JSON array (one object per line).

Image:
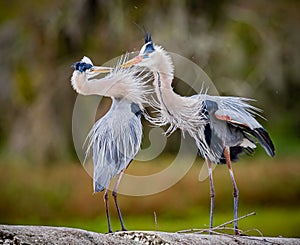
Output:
[
  {"xmin": 121, "ymin": 34, "xmax": 159, "ymax": 69},
  {"xmin": 72, "ymin": 56, "xmax": 94, "ymax": 72},
  {"xmin": 139, "ymin": 33, "xmax": 156, "ymax": 56},
  {"xmin": 72, "ymin": 56, "xmax": 112, "ymax": 74}
]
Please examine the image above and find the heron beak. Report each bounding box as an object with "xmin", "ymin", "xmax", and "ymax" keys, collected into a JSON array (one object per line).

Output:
[
  {"xmin": 91, "ymin": 66, "xmax": 113, "ymax": 73},
  {"xmin": 121, "ymin": 55, "xmax": 143, "ymax": 68}
]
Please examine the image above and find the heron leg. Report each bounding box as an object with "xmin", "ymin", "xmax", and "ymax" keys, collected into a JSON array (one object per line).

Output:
[
  {"xmin": 103, "ymin": 189, "xmax": 113, "ymax": 233},
  {"xmin": 224, "ymin": 147, "xmax": 239, "ymax": 235},
  {"xmin": 112, "ymin": 169, "xmax": 127, "ymax": 231},
  {"xmin": 206, "ymin": 159, "xmax": 215, "ymax": 234}
]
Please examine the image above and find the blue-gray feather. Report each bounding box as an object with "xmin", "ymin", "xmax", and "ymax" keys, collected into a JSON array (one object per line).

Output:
[
  {"xmin": 195, "ymin": 95, "xmax": 275, "ymax": 163},
  {"xmin": 85, "ymin": 99, "xmax": 143, "ymax": 193}
]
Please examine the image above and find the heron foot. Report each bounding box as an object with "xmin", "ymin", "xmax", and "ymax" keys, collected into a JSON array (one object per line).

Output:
[
  {"xmin": 115, "ymin": 228, "xmax": 128, "ymax": 232},
  {"xmin": 234, "ymin": 230, "xmax": 240, "ymax": 236}
]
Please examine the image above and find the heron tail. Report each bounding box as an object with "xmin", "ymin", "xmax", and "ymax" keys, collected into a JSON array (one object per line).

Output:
[{"xmin": 253, "ymin": 127, "xmax": 275, "ymax": 157}]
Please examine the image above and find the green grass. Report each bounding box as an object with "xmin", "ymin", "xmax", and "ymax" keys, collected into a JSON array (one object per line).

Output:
[
  {"xmin": 24, "ymin": 206, "xmax": 299, "ymax": 238},
  {"xmin": 0, "ymin": 157, "xmax": 299, "ymax": 237}
]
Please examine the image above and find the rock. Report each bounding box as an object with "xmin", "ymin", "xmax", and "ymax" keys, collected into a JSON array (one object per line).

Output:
[{"xmin": 0, "ymin": 225, "xmax": 299, "ymax": 245}]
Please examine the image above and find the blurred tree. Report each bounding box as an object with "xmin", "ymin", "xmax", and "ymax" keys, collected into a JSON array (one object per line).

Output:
[{"xmin": 0, "ymin": 0, "xmax": 299, "ymax": 164}]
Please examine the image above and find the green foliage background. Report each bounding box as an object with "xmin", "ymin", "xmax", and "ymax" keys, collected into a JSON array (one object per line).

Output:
[{"xmin": 0, "ymin": 0, "xmax": 299, "ymax": 237}]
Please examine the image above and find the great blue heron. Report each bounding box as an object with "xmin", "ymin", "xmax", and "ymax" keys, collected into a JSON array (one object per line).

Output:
[
  {"xmin": 122, "ymin": 35, "xmax": 275, "ymax": 235},
  {"xmin": 71, "ymin": 56, "xmax": 150, "ymax": 233}
]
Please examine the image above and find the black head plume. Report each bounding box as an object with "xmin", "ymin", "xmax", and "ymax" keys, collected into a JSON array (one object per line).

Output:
[
  {"xmin": 143, "ymin": 33, "xmax": 155, "ymax": 54},
  {"xmin": 144, "ymin": 33, "xmax": 152, "ymax": 44},
  {"xmin": 133, "ymin": 23, "xmax": 151, "ymax": 43},
  {"xmin": 132, "ymin": 23, "xmax": 155, "ymax": 54}
]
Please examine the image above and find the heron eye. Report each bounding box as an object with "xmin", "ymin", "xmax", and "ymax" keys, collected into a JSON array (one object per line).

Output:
[{"xmin": 84, "ymin": 63, "xmax": 93, "ymax": 70}]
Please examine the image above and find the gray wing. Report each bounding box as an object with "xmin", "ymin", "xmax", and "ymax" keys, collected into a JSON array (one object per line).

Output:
[
  {"xmin": 207, "ymin": 96, "xmax": 275, "ymax": 157},
  {"xmin": 212, "ymin": 96, "xmax": 262, "ymax": 129},
  {"xmin": 85, "ymin": 103, "xmax": 142, "ymax": 193}
]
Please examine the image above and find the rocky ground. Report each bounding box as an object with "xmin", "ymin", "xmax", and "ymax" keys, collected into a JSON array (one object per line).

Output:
[{"xmin": 1, "ymin": 225, "xmax": 300, "ymax": 245}]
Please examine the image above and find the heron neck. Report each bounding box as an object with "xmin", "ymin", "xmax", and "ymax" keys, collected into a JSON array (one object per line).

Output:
[
  {"xmin": 152, "ymin": 48, "xmax": 174, "ymax": 90},
  {"xmin": 152, "ymin": 48, "xmax": 182, "ymax": 105},
  {"xmin": 71, "ymin": 70, "xmax": 147, "ymax": 108},
  {"xmin": 71, "ymin": 72, "xmax": 120, "ymax": 96}
]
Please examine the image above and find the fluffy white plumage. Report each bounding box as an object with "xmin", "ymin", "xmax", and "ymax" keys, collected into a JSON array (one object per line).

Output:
[
  {"xmin": 71, "ymin": 56, "xmax": 152, "ymax": 108},
  {"xmin": 141, "ymin": 46, "xmax": 207, "ymax": 135}
]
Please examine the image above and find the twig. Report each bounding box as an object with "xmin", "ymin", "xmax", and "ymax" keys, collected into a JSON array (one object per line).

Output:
[
  {"xmin": 197, "ymin": 226, "xmax": 239, "ymax": 233},
  {"xmin": 177, "ymin": 212, "xmax": 256, "ymax": 234},
  {"xmin": 197, "ymin": 229, "xmax": 235, "ymax": 238},
  {"xmin": 196, "ymin": 226, "xmax": 244, "ymax": 235},
  {"xmin": 212, "ymin": 212, "xmax": 256, "ymax": 231},
  {"xmin": 243, "ymin": 228, "xmax": 264, "ymax": 237},
  {"xmin": 200, "ymin": 229, "xmax": 281, "ymax": 245},
  {"xmin": 153, "ymin": 211, "xmax": 158, "ymax": 231},
  {"xmin": 177, "ymin": 228, "xmax": 202, "ymax": 233}
]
